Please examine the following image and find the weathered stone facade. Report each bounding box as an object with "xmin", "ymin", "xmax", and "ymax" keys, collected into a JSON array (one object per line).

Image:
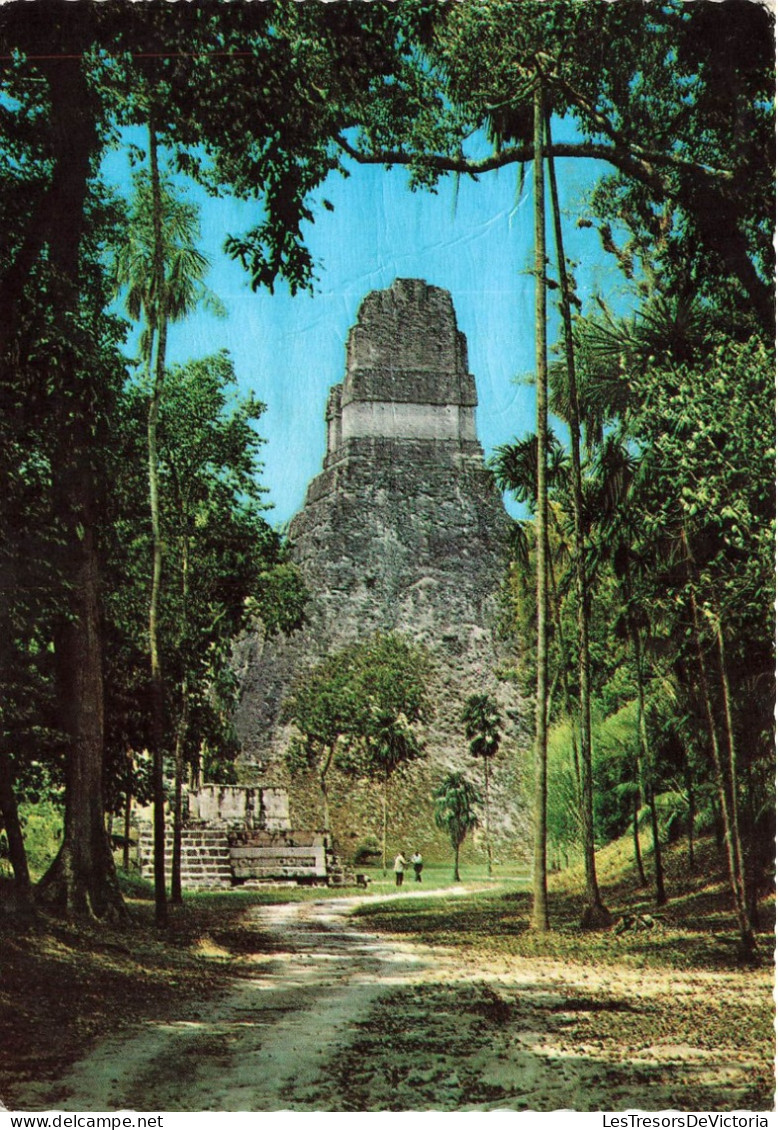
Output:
[
  {"xmin": 234, "ymin": 279, "xmax": 528, "ymax": 852},
  {"xmin": 136, "ymin": 785, "xmax": 342, "ymax": 888},
  {"xmin": 187, "ymin": 784, "xmax": 291, "ymax": 831}
]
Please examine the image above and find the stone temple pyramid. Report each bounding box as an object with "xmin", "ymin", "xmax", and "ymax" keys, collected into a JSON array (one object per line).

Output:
[{"xmin": 234, "ymin": 278, "xmax": 527, "ymax": 845}]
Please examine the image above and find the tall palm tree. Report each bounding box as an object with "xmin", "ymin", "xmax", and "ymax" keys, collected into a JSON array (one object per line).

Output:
[
  {"xmin": 530, "ymin": 80, "xmax": 550, "ymax": 933},
  {"xmin": 368, "ymin": 708, "xmax": 423, "ymax": 875},
  {"xmin": 433, "ymin": 772, "xmax": 482, "ymax": 883},
  {"xmin": 461, "ymin": 694, "xmax": 502, "ymax": 877},
  {"xmin": 590, "ymin": 437, "xmax": 667, "ymax": 908},
  {"xmin": 491, "ymin": 442, "xmax": 587, "ymax": 865},
  {"xmin": 113, "ymin": 122, "xmax": 224, "ymax": 920},
  {"xmin": 545, "ymin": 112, "xmax": 609, "ymax": 928}
]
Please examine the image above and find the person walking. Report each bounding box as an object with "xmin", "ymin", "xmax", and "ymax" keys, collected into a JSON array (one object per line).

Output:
[
  {"xmin": 393, "ymin": 851, "xmax": 407, "ymax": 887},
  {"xmin": 411, "ymin": 850, "xmax": 423, "ymax": 882}
]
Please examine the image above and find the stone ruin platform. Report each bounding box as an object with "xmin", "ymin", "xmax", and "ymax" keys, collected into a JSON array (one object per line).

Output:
[{"xmin": 136, "ymin": 784, "xmax": 358, "ymax": 890}]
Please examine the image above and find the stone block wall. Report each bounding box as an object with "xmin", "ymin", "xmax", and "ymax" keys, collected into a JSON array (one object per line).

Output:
[{"xmin": 138, "ymin": 825, "xmax": 232, "ymax": 890}]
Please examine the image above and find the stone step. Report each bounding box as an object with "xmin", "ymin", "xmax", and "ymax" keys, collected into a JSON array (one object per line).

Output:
[
  {"xmin": 138, "ymin": 833, "xmax": 230, "ymax": 845},
  {"xmin": 139, "ymin": 855, "xmax": 231, "ymax": 866},
  {"xmin": 180, "ymin": 878, "xmax": 232, "ymax": 885}
]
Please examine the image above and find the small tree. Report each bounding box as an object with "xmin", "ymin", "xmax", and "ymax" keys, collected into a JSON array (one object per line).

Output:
[
  {"xmin": 363, "ymin": 707, "xmax": 424, "ymax": 875},
  {"xmin": 283, "ymin": 652, "xmax": 356, "ymax": 833},
  {"xmin": 433, "ymin": 772, "xmax": 482, "ymax": 883},
  {"xmin": 342, "ymin": 635, "xmax": 430, "ymax": 872},
  {"xmin": 156, "ymin": 355, "xmax": 305, "ymax": 901},
  {"xmin": 285, "ymin": 633, "xmax": 431, "ymax": 850},
  {"xmin": 461, "ymin": 693, "xmax": 502, "ymax": 877}
]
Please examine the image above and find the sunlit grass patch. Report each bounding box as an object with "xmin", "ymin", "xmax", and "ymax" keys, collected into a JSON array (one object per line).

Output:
[{"xmin": 354, "ymin": 835, "xmax": 776, "ymax": 972}]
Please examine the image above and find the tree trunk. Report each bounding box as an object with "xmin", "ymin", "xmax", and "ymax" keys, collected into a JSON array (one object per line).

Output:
[
  {"xmin": 483, "ymin": 757, "xmax": 492, "ymax": 878},
  {"xmin": 546, "ymin": 113, "xmax": 609, "ymax": 929},
  {"xmin": 170, "ymin": 689, "xmax": 189, "ymax": 905},
  {"xmin": 713, "ymin": 616, "xmax": 752, "ymax": 923},
  {"xmin": 632, "ymin": 784, "xmax": 647, "ymax": 887},
  {"xmin": 743, "ymin": 760, "xmax": 761, "ymax": 932},
  {"xmin": 38, "ymin": 535, "xmax": 126, "ymax": 920},
  {"xmin": 547, "ymin": 535, "xmax": 581, "ymax": 790},
  {"xmin": 35, "ymin": 60, "xmax": 125, "ymax": 922},
  {"xmin": 123, "ymin": 765, "xmax": 132, "ymax": 874},
  {"xmin": 320, "ymin": 745, "xmax": 333, "ymax": 834},
  {"xmin": 382, "ymin": 769, "xmax": 388, "ymax": 876},
  {"xmin": 148, "ymin": 119, "xmax": 168, "ymax": 928},
  {"xmin": 0, "ymin": 44, "xmax": 98, "ymax": 354},
  {"xmin": 683, "ymin": 540, "xmax": 754, "ymax": 958},
  {"xmin": 683, "ymin": 742, "xmax": 696, "ymax": 873},
  {"xmin": 631, "ymin": 622, "xmax": 667, "ymax": 907},
  {"xmin": 170, "ymin": 536, "xmax": 191, "ymax": 906},
  {"xmin": 454, "ymin": 841, "xmax": 461, "ymax": 883},
  {"xmin": 646, "ymin": 780, "xmax": 666, "ymax": 906},
  {"xmin": 691, "ymin": 602, "xmax": 754, "ymax": 956},
  {"xmin": 530, "ymin": 82, "xmax": 550, "ymax": 933},
  {"xmin": 0, "ymin": 751, "xmax": 33, "ymax": 908}
]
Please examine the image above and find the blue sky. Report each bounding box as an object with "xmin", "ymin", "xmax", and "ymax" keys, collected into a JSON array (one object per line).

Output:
[{"xmin": 104, "ymin": 133, "xmax": 632, "ymax": 528}]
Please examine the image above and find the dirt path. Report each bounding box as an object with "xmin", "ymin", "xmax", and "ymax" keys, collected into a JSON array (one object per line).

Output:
[{"xmin": 17, "ymin": 891, "xmax": 773, "ymax": 1112}]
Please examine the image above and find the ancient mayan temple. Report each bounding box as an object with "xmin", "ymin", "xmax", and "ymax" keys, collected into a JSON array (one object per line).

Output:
[{"xmin": 234, "ymin": 278, "xmax": 528, "ymax": 850}]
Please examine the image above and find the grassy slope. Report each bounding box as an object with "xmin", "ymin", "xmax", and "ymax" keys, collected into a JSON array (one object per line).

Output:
[{"xmin": 356, "ymin": 831, "xmax": 776, "ymax": 970}]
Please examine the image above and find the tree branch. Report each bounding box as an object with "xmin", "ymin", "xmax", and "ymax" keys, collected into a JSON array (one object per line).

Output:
[{"xmin": 336, "ymin": 132, "xmax": 733, "ymax": 197}]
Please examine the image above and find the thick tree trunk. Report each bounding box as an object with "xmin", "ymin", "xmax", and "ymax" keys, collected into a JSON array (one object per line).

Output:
[
  {"xmin": 713, "ymin": 617, "xmax": 752, "ymax": 923},
  {"xmin": 0, "ymin": 751, "xmax": 33, "ymax": 907},
  {"xmin": 530, "ymin": 83, "xmax": 550, "ymax": 933},
  {"xmin": 546, "ymin": 113, "xmax": 609, "ymax": 929},
  {"xmin": 39, "ymin": 498, "xmax": 126, "ymax": 920},
  {"xmin": 35, "ymin": 59, "xmax": 125, "ymax": 921}
]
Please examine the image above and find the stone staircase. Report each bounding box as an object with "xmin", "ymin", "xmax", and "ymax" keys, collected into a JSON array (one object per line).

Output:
[
  {"xmin": 325, "ymin": 844, "xmax": 366, "ymax": 888},
  {"xmin": 326, "ymin": 857, "xmax": 349, "ymax": 887},
  {"xmin": 137, "ymin": 824, "xmax": 232, "ymax": 890}
]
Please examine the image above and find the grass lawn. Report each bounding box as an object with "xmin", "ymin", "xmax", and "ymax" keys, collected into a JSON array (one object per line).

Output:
[
  {"xmin": 353, "ymin": 859, "xmax": 529, "ymax": 894},
  {"xmin": 354, "ymin": 834, "xmax": 775, "ymax": 972}
]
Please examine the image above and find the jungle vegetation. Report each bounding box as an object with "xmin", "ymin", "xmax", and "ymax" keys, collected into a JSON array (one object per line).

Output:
[{"xmin": 0, "ymin": 1, "xmax": 773, "ymax": 964}]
